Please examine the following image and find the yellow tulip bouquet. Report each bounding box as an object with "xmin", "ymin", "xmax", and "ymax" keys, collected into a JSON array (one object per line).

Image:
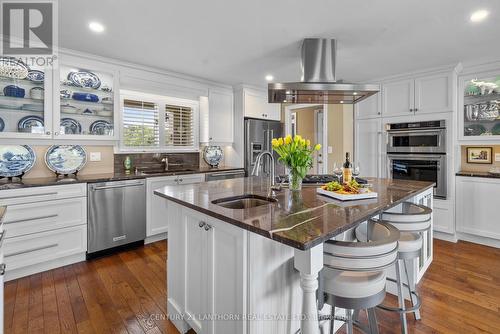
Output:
[{"xmin": 272, "ymin": 135, "xmax": 321, "ymax": 190}]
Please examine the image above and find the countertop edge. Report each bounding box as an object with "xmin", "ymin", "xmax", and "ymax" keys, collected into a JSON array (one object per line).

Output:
[
  {"xmin": 456, "ymin": 172, "xmax": 500, "ymax": 179},
  {"xmin": 154, "ymin": 182, "xmax": 435, "ymax": 251}
]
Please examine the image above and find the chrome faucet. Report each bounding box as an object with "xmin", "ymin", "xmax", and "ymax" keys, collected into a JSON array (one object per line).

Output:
[
  {"xmin": 161, "ymin": 156, "xmax": 169, "ymax": 171},
  {"xmin": 251, "ymin": 151, "xmax": 281, "ymax": 197}
]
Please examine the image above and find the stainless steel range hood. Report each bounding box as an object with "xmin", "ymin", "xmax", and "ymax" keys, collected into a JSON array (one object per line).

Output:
[{"xmin": 268, "ymin": 39, "xmax": 380, "ymax": 104}]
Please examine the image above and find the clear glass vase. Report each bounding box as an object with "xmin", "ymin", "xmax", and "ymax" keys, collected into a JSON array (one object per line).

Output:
[{"xmin": 288, "ymin": 170, "xmax": 303, "ymax": 191}]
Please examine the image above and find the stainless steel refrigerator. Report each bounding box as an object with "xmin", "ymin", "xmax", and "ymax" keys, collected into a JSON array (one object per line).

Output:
[{"xmin": 244, "ymin": 118, "xmax": 284, "ymax": 177}]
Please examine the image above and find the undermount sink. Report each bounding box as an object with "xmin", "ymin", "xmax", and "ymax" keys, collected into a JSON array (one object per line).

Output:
[{"xmin": 212, "ymin": 194, "xmax": 277, "ymax": 209}]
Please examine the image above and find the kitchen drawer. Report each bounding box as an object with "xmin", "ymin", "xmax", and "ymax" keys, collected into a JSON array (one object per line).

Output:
[
  {"xmin": 3, "ymin": 197, "xmax": 86, "ymax": 238},
  {"xmin": 176, "ymin": 173, "xmax": 205, "ymax": 184},
  {"xmin": 0, "ymin": 183, "xmax": 86, "ymax": 206},
  {"xmin": 3, "ymin": 225, "xmax": 87, "ymax": 271}
]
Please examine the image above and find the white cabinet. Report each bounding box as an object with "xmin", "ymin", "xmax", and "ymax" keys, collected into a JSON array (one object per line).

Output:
[
  {"xmin": 456, "ymin": 176, "xmax": 500, "ymax": 240},
  {"xmin": 147, "ymin": 174, "xmax": 205, "ymax": 238},
  {"xmin": 382, "ymin": 72, "xmax": 452, "ymax": 117},
  {"xmin": 354, "ymin": 118, "xmax": 382, "ymax": 177},
  {"xmin": 0, "ymin": 184, "xmax": 87, "ymax": 281},
  {"xmin": 207, "ymin": 88, "xmax": 234, "ymax": 143},
  {"xmin": 354, "ymin": 93, "xmax": 381, "ymax": 119},
  {"xmin": 168, "ymin": 204, "xmax": 247, "ymax": 334},
  {"xmin": 240, "ymin": 88, "xmax": 280, "ymax": 121},
  {"xmin": 382, "ymin": 78, "xmax": 415, "ymax": 117}
]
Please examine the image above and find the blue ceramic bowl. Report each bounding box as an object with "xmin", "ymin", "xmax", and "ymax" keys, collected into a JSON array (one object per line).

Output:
[
  {"xmin": 72, "ymin": 92, "xmax": 99, "ymax": 102},
  {"xmin": 3, "ymin": 85, "xmax": 25, "ymax": 98}
]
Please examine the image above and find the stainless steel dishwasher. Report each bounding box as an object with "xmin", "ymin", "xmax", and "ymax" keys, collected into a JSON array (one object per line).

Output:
[{"xmin": 88, "ymin": 179, "xmax": 146, "ymax": 255}]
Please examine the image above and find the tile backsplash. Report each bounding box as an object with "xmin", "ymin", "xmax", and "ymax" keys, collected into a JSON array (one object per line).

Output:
[
  {"xmin": 460, "ymin": 145, "xmax": 500, "ymax": 172},
  {"xmin": 23, "ymin": 145, "xmax": 114, "ymax": 178},
  {"xmin": 114, "ymin": 152, "xmax": 199, "ymax": 173}
]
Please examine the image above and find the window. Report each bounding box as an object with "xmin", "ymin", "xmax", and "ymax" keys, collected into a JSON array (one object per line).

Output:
[{"xmin": 120, "ymin": 90, "xmax": 199, "ymax": 151}]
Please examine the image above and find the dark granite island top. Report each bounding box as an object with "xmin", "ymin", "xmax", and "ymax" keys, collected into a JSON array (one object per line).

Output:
[{"xmin": 154, "ymin": 177, "xmax": 434, "ymax": 250}]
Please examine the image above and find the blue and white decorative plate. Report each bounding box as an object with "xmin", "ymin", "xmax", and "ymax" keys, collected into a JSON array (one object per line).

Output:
[
  {"xmin": 0, "ymin": 145, "xmax": 36, "ymax": 177},
  {"xmin": 17, "ymin": 115, "xmax": 44, "ymax": 133},
  {"xmin": 0, "ymin": 57, "xmax": 29, "ymax": 79},
  {"xmin": 26, "ymin": 70, "xmax": 45, "ymax": 83},
  {"xmin": 0, "ymin": 117, "xmax": 4, "ymax": 132},
  {"xmin": 89, "ymin": 120, "xmax": 113, "ymax": 135},
  {"xmin": 45, "ymin": 145, "xmax": 87, "ymax": 175},
  {"xmin": 67, "ymin": 71, "xmax": 101, "ymax": 89},
  {"xmin": 203, "ymin": 145, "xmax": 224, "ymax": 167},
  {"xmin": 60, "ymin": 118, "xmax": 82, "ymax": 135}
]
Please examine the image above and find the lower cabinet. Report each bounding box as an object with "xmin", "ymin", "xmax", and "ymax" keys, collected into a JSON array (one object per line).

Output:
[
  {"xmin": 168, "ymin": 203, "xmax": 247, "ymax": 334},
  {"xmin": 456, "ymin": 176, "xmax": 500, "ymax": 240},
  {"xmin": 147, "ymin": 174, "xmax": 205, "ymax": 238}
]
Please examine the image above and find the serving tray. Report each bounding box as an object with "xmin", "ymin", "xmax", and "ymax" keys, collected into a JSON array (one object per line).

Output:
[{"xmin": 316, "ymin": 187, "xmax": 378, "ymax": 201}]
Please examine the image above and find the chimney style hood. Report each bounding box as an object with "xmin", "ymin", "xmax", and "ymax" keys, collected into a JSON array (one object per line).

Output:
[{"xmin": 268, "ymin": 39, "xmax": 380, "ymax": 104}]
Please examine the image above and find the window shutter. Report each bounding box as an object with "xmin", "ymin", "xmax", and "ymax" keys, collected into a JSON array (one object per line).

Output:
[
  {"xmin": 123, "ymin": 99, "xmax": 159, "ymax": 147},
  {"xmin": 165, "ymin": 104, "xmax": 194, "ymax": 147}
]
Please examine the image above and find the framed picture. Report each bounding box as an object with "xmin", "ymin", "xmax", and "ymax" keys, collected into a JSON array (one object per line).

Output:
[{"xmin": 466, "ymin": 147, "xmax": 493, "ymax": 164}]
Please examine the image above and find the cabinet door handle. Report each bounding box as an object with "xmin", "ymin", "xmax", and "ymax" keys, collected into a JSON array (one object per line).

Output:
[
  {"xmin": 199, "ymin": 221, "xmax": 206, "ymax": 228},
  {"xmin": 0, "ymin": 263, "xmax": 5, "ymax": 276},
  {"xmin": 5, "ymin": 243, "xmax": 58, "ymax": 258},
  {"xmin": 204, "ymin": 224, "xmax": 212, "ymax": 231},
  {"xmin": 46, "ymin": 131, "xmax": 51, "ymax": 135},
  {"xmin": 415, "ymin": 108, "xmax": 418, "ymax": 112},
  {"xmin": 409, "ymin": 108, "xmax": 414, "ymax": 112},
  {"xmin": 5, "ymin": 214, "xmax": 58, "ymax": 225}
]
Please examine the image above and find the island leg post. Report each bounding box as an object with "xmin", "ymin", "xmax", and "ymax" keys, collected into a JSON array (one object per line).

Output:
[{"xmin": 294, "ymin": 243, "xmax": 323, "ymax": 334}]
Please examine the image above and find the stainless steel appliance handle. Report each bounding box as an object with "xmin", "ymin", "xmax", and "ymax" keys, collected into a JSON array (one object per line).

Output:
[
  {"xmin": 92, "ymin": 182, "xmax": 145, "ymax": 190},
  {"xmin": 0, "ymin": 191, "xmax": 58, "ymax": 200},
  {"xmin": 4, "ymin": 214, "xmax": 58, "ymax": 225},
  {"xmin": 387, "ymin": 154, "xmax": 445, "ymax": 160},
  {"xmin": 5, "ymin": 243, "xmax": 58, "ymax": 258},
  {"xmin": 0, "ymin": 263, "xmax": 5, "ymax": 275},
  {"xmin": 387, "ymin": 128, "xmax": 445, "ymax": 134}
]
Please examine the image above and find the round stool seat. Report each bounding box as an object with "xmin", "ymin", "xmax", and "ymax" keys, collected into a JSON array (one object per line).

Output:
[
  {"xmin": 398, "ymin": 232, "xmax": 422, "ymax": 254},
  {"xmin": 382, "ymin": 202, "xmax": 432, "ymax": 232},
  {"xmin": 323, "ymin": 267, "xmax": 386, "ymax": 299}
]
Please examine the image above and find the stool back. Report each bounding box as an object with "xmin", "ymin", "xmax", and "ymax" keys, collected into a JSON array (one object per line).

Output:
[
  {"xmin": 382, "ymin": 202, "xmax": 432, "ymax": 232},
  {"xmin": 324, "ymin": 220, "xmax": 400, "ymax": 272}
]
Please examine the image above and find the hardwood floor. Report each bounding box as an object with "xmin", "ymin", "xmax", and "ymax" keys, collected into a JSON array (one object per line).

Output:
[{"xmin": 5, "ymin": 239, "xmax": 500, "ymax": 334}]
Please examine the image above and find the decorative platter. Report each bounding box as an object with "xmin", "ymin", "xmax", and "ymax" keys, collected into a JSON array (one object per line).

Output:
[
  {"xmin": 0, "ymin": 57, "xmax": 29, "ymax": 79},
  {"xmin": 45, "ymin": 145, "xmax": 87, "ymax": 175},
  {"xmin": 316, "ymin": 187, "xmax": 378, "ymax": 201},
  {"xmin": 17, "ymin": 115, "xmax": 44, "ymax": 133},
  {"xmin": 203, "ymin": 145, "xmax": 223, "ymax": 167},
  {"xmin": 0, "ymin": 145, "xmax": 36, "ymax": 177},
  {"xmin": 26, "ymin": 70, "xmax": 45, "ymax": 83},
  {"xmin": 60, "ymin": 118, "xmax": 82, "ymax": 134},
  {"xmin": 89, "ymin": 120, "xmax": 112, "ymax": 135},
  {"xmin": 67, "ymin": 71, "xmax": 101, "ymax": 89}
]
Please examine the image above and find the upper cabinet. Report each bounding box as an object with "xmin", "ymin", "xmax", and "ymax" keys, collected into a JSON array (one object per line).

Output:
[
  {"xmin": 207, "ymin": 88, "xmax": 234, "ymax": 143},
  {"xmin": 0, "ymin": 60, "xmax": 53, "ymax": 139},
  {"xmin": 354, "ymin": 91, "xmax": 381, "ymax": 119},
  {"xmin": 382, "ymin": 72, "xmax": 453, "ymax": 117},
  {"xmin": 241, "ymin": 88, "xmax": 280, "ymax": 121},
  {"xmin": 459, "ymin": 72, "xmax": 500, "ymax": 141},
  {"xmin": 54, "ymin": 62, "xmax": 119, "ymax": 140}
]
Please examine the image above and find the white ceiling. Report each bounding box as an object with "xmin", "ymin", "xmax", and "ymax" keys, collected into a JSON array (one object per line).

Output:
[{"xmin": 59, "ymin": 0, "xmax": 500, "ymax": 86}]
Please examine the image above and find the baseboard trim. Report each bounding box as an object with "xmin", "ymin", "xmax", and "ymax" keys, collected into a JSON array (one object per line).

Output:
[
  {"xmin": 433, "ymin": 231, "xmax": 458, "ymax": 243},
  {"xmin": 145, "ymin": 233, "xmax": 168, "ymax": 244},
  {"xmin": 5, "ymin": 253, "xmax": 86, "ymax": 281},
  {"xmin": 456, "ymin": 232, "xmax": 500, "ymax": 249}
]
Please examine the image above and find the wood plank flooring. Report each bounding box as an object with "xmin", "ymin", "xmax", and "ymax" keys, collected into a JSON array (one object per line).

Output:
[{"xmin": 5, "ymin": 239, "xmax": 500, "ymax": 334}]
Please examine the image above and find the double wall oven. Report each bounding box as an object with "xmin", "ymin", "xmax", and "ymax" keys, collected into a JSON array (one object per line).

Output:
[{"xmin": 386, "ymin": 120, "xmax": 447, "ymax": 199}]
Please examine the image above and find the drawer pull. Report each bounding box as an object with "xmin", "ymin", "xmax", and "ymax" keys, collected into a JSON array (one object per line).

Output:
[
  {"xmin": 4, "ymin": 214, "xmax": 58, "ymax": 225},
  {"xmin": 0, "ymin": 192, "xmax": 58, "ymax": 200},
  {"xmin": 0, "ymin": 263, "xmax": 5, "ymax": 275},
  {"xmin": 5, "ymin": 243, "xmax": 58, "ymax": 258}
]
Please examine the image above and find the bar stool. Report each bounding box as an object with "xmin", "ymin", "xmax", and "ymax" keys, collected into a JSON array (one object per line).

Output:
[
  {"xmin": 319, "ymin": 220, "xmax": 400, "ymax": 334},
  {"xmin": 363, "ymin": 202, "xmax": 432, "ymax": 334}
]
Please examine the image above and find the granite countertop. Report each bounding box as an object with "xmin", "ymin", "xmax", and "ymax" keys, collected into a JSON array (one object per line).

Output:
[
  {"xmin": 154, "ymin": 177, "xmax": 435, "ymax": 250},
  {"xmin": 0, "ymin": 166, "xmax": 244, "ymax": 190},
  {"xmin": 456, "ymin": 171, "xmax": 500, "ymax": 179}
]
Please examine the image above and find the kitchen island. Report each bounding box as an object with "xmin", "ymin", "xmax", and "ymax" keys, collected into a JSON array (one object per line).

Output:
[{"xmin": 154, "ymin": 177, "xmax": 434, "ymax": 334}]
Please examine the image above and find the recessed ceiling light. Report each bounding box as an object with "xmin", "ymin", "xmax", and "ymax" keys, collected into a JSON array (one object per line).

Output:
[
  {"xmin": 340, "ymin": 101, "xmax": 344, "ymax": 104},
  {"xmin": 353, "ymin": 92, "xmax": 358, "ymax": 95},
  {"xmin": 265, "ymin": 75, "xmax": 274, "ymax": 81},
  {"xmin": 470, "ymin": 9, "xmax": 489, "ymax": 23},
  {"xmin": 286, "ymin": 91, "xmax": 291, "ymax": 94},
  {"xmin": 89, "ymin": 21, "xmax": 105, "ymax": 33}
]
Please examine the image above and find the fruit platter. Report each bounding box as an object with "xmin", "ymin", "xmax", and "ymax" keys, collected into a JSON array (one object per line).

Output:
[{"xmin": 316, "ymin": 179, "xmax": 378, "ymax": 201}]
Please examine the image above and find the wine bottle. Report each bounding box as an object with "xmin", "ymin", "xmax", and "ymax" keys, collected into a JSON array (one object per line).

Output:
[{"xmin": 342, "ymin": 152, "xmax": 352, "ymax": 184}]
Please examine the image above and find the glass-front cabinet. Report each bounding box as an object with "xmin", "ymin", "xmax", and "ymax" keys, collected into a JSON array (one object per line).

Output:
[
  {"xmin": 54, "ymin": 63, "xmax": 118, "ymax": 139},
  {"xmin": 0, "ymin": 59, "xmax": 52, "ymax": 138},
  {"xmin": 461, "ymin": 74, "xmax": 500, "ymax": 140}
]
